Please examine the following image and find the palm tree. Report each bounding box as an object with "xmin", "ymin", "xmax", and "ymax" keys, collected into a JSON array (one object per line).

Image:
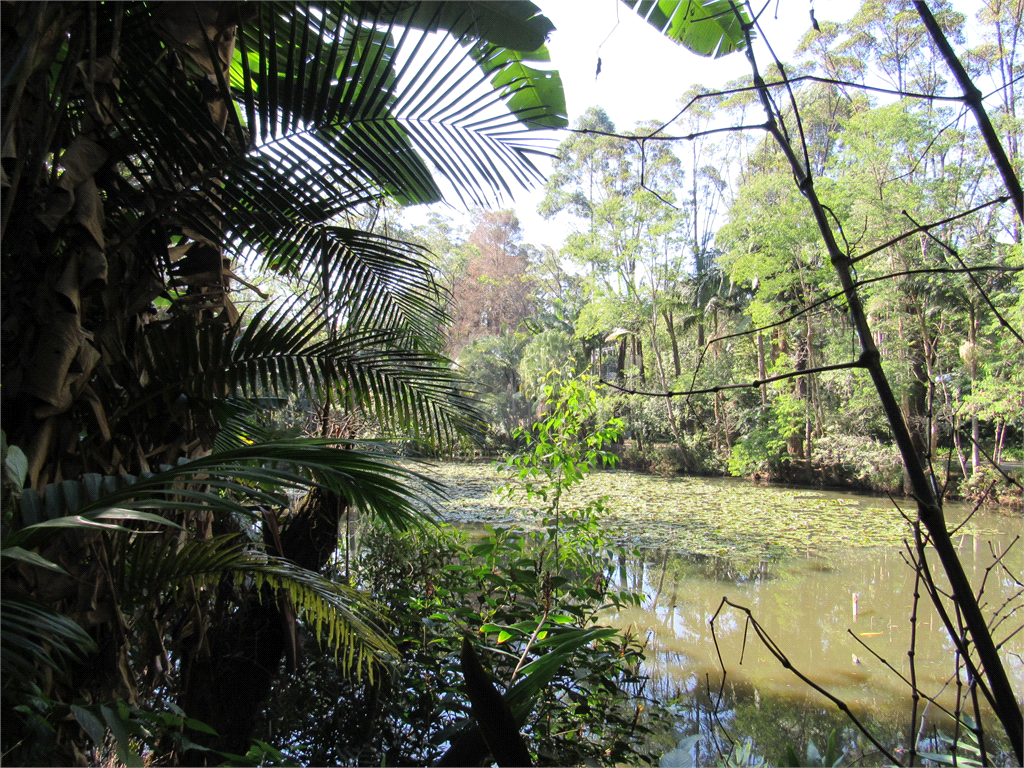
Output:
[{"xmin": 1, "ymin": 2, "xmax": 566, "ymax": 762}]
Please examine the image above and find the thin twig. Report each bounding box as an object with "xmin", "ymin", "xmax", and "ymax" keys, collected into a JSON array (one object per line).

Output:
[
  {"xmin": 711, "ymin": 597, "xmax": 902, "ymax": 765},
  {"xmin": 903, "ymin": 211, "xmax": 1024, "ymax": 346},
  {"xmin": 850, "ymin": 197, "xmax": 1010, "ymax": 265},
  {"xmin": 510, "ymin": 608, "xmax": 548, "ymax": 682}
]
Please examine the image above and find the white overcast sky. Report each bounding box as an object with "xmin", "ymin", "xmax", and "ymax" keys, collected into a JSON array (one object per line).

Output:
[{"xmin": 407, "ymin": 0, "xmax": 986, "ymax": 249}]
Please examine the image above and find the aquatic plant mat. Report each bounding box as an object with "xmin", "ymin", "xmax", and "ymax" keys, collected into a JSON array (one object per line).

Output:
[{"xmin": 413, "ymin": 462, "xmax": 999, "ymax": 564}]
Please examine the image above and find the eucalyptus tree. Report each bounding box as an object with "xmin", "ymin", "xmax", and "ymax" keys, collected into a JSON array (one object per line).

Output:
[
  {"xmin": 1, "ymin": 2, "xmax": 567, "ymax": 763},
  {"xmin": 540, "ymin": 108, "xmax": 687, "ymax": 384},
  {"xmin": 836, "ymin": 0, "xmax": 966, "ymax": 94}
]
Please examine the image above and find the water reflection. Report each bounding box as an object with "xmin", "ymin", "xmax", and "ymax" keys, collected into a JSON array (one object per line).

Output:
[{"xmin": 604, "ymin": 505, "xmax": 1022, "ymax": 764}]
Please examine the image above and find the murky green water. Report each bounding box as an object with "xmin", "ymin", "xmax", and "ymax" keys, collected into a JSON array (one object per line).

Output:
[
  {"xmin": 427, "ymin": 463, "xmax": 1023, "ymax": 763},
  {"xmin": 607, "ymin": 529, "xmax": 1022, "ymax": 762}
]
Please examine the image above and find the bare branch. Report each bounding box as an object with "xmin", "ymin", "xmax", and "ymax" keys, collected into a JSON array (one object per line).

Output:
[
  {"xmin": 711, "ymin": 597, "xmax": 901, "ymax": 765},
  {"xmin": 916, "ymin": 1, "xmax": 1023, "ymax": 221},
  {"xmin": 856, "ymin": 265, "xmax": 1022, "ymax": 287},
  {"xmin": 600, "ymin": 358, "xmax": 867, "ymax": 398},
  {"xmin": 903, "ymin": 211, "xmax": 1024, "ymax": 346},
  {"xmin": 850, "ymin": 196, "xmax": 1010, "ymax": 265},
  {"xmin": 570, "ymin": 123, "xmax": 765, "ymax": 143}
]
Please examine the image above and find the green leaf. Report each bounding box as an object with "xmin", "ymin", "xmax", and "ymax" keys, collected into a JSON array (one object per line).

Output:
[
  {"xmin": 4, "ymin": 508, "xmax": 180, "ymax": 551},
  {"xmin": 185, "ymin": 718, "xmax": 219, "ymax": 736},
  {"xmin": 624, "ymin": 0, "xmax": 751, "ymax": 58},
  {"xmin": 100, "ymin": 705, "xmax": 144, "ymax": 768},
  {"xmin": 109, "ymin": 534, "xmax": 397, "ymax": 678},
  {"xmin": 660, "ymin": 735, "xmax": 700, "ymax": 768},
  {"xmin": 0, "ymin": 546, "xmax": 69, "ymax": 575},
  {"xmin": 459, "ymin": 636, "xmax": 533, "ymax": 767},
  {"xmin": 3, "ymin": 443, "xmax": 28, "ymax": 492},
  {"xmin": 807, "ymin": 739, "xmax": 822, "ymax": 765},
  {"xmin": 1, "ymin": 597, "xmax": 97, "ymax": 687},
  {"xmin": 472, "ymin": 44, "xmax": 567, "ymax": 129},
  {"xmin": 400, "ymin": 2, "xmax": 555, "ymax": 51},
  {"xmin": 917, "ymin": 753, "xmax": 958, "ymax": 766},
  {"xmin": 70, "ymin": 705, "xmax": 107, "ymax": 749},
  {"xmin": 783, "ymin": 743, "xmax": 800, "ymax": 767}
]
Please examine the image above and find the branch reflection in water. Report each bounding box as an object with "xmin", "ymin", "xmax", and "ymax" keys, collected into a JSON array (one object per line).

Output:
[{"xmin": 602, "ymin": 503, "xmax": 1021, "ymax": 765}]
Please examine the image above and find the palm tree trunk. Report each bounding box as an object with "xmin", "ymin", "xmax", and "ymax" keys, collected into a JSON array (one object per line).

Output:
[{"xmin": 181, "ymin": 488, "xmax": 345, "ymax": 762}]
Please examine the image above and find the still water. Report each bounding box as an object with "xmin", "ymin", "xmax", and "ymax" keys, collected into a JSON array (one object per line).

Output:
[
  {"xmin": 431, "ymin": 463, "xmax": 1022, "ymax": 763},
  {"xmin": 602, "ymin": 493, "xmax": 1022, "ymax": 763}
]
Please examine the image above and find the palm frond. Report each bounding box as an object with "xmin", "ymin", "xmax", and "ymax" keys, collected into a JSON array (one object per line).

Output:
[
  {"xmin": 109, "ymin": 534, "xmax": 397, "ymax": 679},
  {"xmin": 0, "ymin": 597, "xmax": 98, "ymax": 689},
  {"xmin": 134, "ymin": 301, "xmax": 485, "ymax": 443},
  {"xmin": 242, "ymin": 225, "xmax": 449, "ymax": 344},
  {"xmin": 98, "ymin": 1, "xmax": 562, "ymax": 245},
  {"xmin": 212, "ymin": 405, "xmax": 276, "ymax": 453},
  {"xmin": 234, "ymin": 3, "xmax": 563, "ymax": 204},
  {"xmin": 17, "ymin": 440, "xmax": 442, "ymax": 532}
]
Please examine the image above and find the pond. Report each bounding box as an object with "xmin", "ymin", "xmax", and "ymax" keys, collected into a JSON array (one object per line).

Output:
[{"xmin": 423, "ymin": 462, "xmax": 1023, "ymax": 764}]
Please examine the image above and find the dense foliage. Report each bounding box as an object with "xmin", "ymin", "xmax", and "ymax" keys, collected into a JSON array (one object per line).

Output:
[
  {"xmin": 1, "ymin": 2, "xmax": 660, "ymax": 766},
  {"xmin": 2, "ymin": 0, "xmax": 1021, "ymax": 765},
  {"xmin": 420, "ymin": 1, "xmax": 1022, "ymax": 508}
]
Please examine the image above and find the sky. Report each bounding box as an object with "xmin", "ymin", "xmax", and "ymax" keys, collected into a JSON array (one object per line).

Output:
[{"xmin": 405, "ymin": 0, "xmax": 985, "ymax": 250}]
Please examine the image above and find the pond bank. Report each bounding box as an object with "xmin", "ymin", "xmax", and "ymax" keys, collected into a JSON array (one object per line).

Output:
[
  {"xmin": 745, "ymin": 457, "xmax": 1023, "ymax": 511},
  {"xmin": 452, "ymin": 451, "xmax": 1023, "ymax": 511}
]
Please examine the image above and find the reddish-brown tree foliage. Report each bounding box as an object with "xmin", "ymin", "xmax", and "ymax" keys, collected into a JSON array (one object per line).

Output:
[{"xmin": 448, "ymin": 210, "xmax": 536, "ymax": 354}]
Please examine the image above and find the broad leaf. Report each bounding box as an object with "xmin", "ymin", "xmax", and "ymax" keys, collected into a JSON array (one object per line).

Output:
[{"xmin": 624, "ymin": 0, "xmax": 752, "ymax": 58}]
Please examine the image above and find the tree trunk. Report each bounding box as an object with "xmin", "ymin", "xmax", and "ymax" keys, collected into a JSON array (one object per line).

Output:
[
  {"xmin": 756, "ymin": 331, "xmax": 768, "ymax": 406},
  {"xmin": 636, "ymin": 335, "xmax": 645, "ymax": 383},
  {"xmin": 652, "ymin": 310, "xmax": 691, "ymax": 467},
  {"xmin": 805, "ymin": 314, "xmax": 815, "ymax": 459},
  {"xmin": 180, "ymin": 488, "xmax": 345, "ymax": 762},
  {"xmin": 968, "ymin": 307, "xmax": 981, "ymax": 472},
  {"xmin": 663, "ymin": 310, "xmax": 681, "ymax": 377}
]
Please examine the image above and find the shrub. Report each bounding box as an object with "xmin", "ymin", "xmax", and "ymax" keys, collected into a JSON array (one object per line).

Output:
[
  {"xmin": 961, "ymin": 464, "xmax": 1024, "ymax": 508},
  {"xmin": 650, "ymin": 445, "xmax": 690, "ymax": 476},
  {"xmin": 812, "ymin": 431, "xmax": 904, "ymax": 492}
]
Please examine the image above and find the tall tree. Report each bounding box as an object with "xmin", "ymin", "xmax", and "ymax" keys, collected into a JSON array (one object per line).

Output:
[
  {"xmin": 449, "ymin": 210, "xmax": 537, "ymax": 354},
  {"xmin": 626, "ymin": 0, "xmax": 1023, "ymax": 756}
]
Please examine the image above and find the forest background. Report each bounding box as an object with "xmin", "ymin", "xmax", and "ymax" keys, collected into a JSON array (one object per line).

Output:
[{"xmin": 254, "ymin": 0, "xmax": 1023, "ymax": 501}]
